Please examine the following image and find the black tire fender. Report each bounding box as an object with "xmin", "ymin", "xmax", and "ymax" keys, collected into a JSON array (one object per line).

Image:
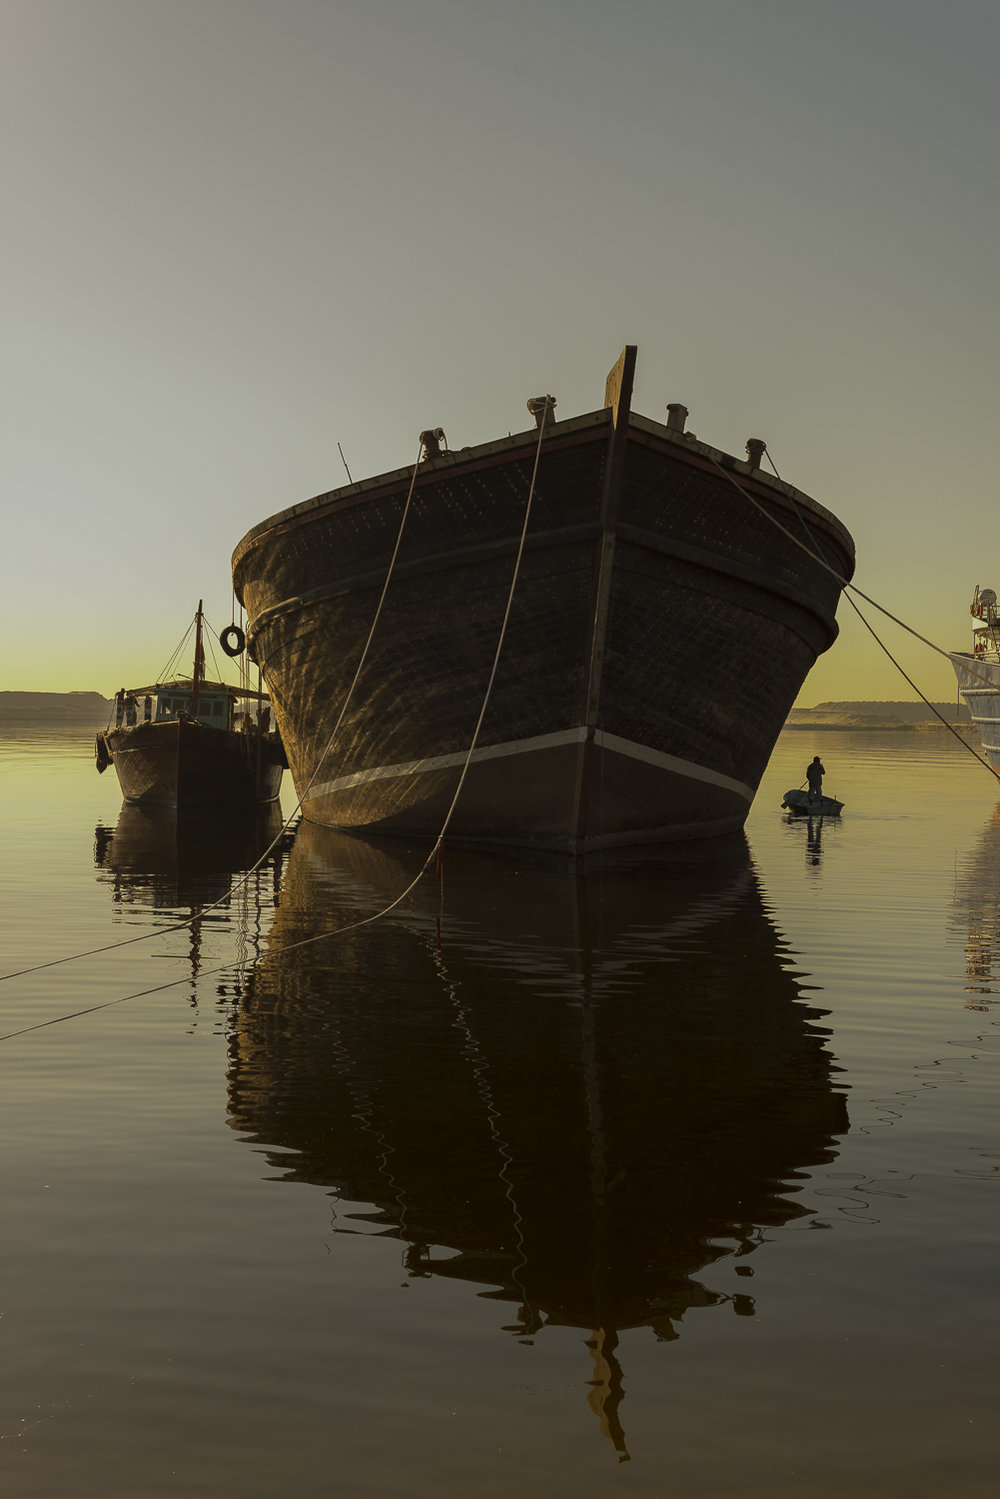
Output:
[{"xmin": 220, "ymin": 624, "xmax": 246, "ymax": 658}]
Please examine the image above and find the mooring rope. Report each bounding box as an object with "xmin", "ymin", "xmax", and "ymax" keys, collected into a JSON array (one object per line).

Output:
[
  {"xmin": 1, "ymin": 438, "xmax": 429, "ymax": 985},
  {"xmin": 7, "ymin": 413, "xmax": 988, "ymax": 1024},
  {"xmin": 840, "ymin": 592, "xmax": 997, "ymax": 774},
  {"xmin": 179, "ymin": 400, "xmax": 552, "ymax": 953},
  {"xmin": 0, "ymin": 412, "xmax": 551, "ymax": 1038},
  {"xmin": 707, "ymin": 450, "xmax": 1000, "ymax": 700},
  {"xmin": 755, "ymin": 449, "xmax": 999, "ymax": 778}
]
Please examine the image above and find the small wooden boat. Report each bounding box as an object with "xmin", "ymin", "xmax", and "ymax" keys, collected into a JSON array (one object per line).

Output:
[
  {"xmin": 96, "ymin": 602, "xmax": 287, "ymax": 808},
  {"xmin": 781, "ymin": 788, "xmax": 844, "ymax": 816}
]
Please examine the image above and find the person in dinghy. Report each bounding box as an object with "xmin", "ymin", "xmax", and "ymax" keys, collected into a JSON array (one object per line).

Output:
[
  {"xmin": 781, "ymin": 760, "xmax": 843, "ymax": 817},
  {"xmin": 806, "ymin": 756, "xmax": 825, "ymax": 801}
]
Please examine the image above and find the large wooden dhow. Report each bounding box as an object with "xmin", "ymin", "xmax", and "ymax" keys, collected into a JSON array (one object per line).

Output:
[{"xmin": 231, "ymin": 347, "xmax": 855, "ymax": 851}]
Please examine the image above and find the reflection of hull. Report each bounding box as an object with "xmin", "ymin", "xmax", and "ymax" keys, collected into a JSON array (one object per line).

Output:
[
  {"xmin": 232, "ymin": 350, "xmax": 855, "ymax": 850},
  {"xmin": 951, "ymin": 804, "xmax": 1000, "ymax": 1002},
  {"xmin": 99, "ymin": 718, "xmax": 284, "ymax": 807},
  {"xmin": 228, "ymin": 827, "xmax": 848, "ymax": 1342},
  {"xmin": 95, "ymin": 802, "xmax": 285, "ymax": 909}
]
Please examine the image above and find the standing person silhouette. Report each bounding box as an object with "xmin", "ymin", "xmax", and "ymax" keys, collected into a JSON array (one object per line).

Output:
[{"xmin": 806, "ymin": 755, "xmax": 825, "ymax": 799}]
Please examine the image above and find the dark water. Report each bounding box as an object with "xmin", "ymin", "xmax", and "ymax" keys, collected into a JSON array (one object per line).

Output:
[{"xmin": 1, "ymin": 726, "xmax": 997, "ymax": 1496}]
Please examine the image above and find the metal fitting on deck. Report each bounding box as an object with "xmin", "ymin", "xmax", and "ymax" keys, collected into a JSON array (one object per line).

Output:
[
  {"xmin": 419, "ymin": 427, "xmax": 447, "ymax": 459},
  {"xmin": 666, "ymin": 403, "xmax": 688, "ymax": 433},
  {"xmin": 745, "ymin": 437, "xmax": 766, "ymax": 469},
  {"xmin": 527, "ymin": 395, "xmax": 557, "ymax": 429}
]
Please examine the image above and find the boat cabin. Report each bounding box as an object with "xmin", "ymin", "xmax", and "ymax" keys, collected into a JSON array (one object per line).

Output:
[
  {"xmin": 122, "ymin": 678, "xmax": 270, "ymax": 733},
  {"xmin": 152, "ymin": 684, "xmax": 234, "ymax": 728}
]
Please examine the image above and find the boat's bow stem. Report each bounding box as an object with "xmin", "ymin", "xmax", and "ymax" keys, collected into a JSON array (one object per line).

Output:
[{"xmin": 570, "ymin": 344, "xmax": 637, "ymax": 845}]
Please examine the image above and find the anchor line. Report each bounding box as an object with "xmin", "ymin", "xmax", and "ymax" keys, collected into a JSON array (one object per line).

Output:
[
  {"xmin": 708, "ymin": 451, "xmax": 997, "ymax": 779},
  {"xmin": 708, "ymin": 453, "xmax": 998, "ymax": 690},
  {"xmin": 760, "ymin": 449, "xmax": 997, "ymax": 778}
]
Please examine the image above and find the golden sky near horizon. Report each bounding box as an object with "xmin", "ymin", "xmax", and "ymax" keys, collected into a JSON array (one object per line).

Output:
[{"xmin": 2, "ymin": 0, "xmax": 996, "ymax": 707}]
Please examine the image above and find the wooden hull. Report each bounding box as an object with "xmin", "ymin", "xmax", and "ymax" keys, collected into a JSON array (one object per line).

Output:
[
  {"xmin": 99, "ymin": 717, "xmax": 285, "ymax": 808},
  {"xmin": 232, "ymin": 372, "xmax": 855, "ymax": 851}
]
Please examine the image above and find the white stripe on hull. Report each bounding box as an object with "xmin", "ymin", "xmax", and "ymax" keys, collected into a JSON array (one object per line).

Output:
[{"xmin": 306, "ymin": 727, "xmax": 755, "ymax": 805}]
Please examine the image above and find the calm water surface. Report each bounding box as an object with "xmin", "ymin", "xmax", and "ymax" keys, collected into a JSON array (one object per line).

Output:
[{"xmin": 1, "ymin": 726, "xmax": 997, "ymax": 1497}]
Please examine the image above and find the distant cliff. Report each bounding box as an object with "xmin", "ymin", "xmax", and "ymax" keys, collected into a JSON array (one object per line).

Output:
[
  {"xmin": 787, "ymin": 700, "xmax": 970, "ymax": 729},
  {"xmin": 0, "ymin": 691, "xmax": 113, "ymax": 724}
]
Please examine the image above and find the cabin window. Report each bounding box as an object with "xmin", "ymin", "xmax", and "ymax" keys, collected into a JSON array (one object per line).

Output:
[{"xmin": 212, "ymin": 701, "xmax": 223, "ymax": 716}]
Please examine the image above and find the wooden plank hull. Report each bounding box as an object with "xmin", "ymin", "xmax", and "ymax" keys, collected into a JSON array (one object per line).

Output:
[
  {"xmin": 100, "ymin": 718, "xmax": 284, "ymax": 808},
  {"xmin": 301, "ymin": 731, "xmax": 753, "ymax": 848},
  {"xmin": 232, "ymin": 396, "xmax": 855, "ymax": 851}
]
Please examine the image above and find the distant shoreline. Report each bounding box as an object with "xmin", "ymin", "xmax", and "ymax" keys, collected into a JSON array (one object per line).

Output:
[
  {"xmin": 786, "ymin": 700, "xmax": 972, "ymax": 732},
  {"xmin": 783, "ymin": 721, "xmax": 976, "ymax": 732},
  {"xmin": 0, "ymin": 691, "xmax": 112, "ymax": 725}
]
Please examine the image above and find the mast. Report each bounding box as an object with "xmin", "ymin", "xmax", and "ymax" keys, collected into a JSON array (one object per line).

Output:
[
  {"xmin": 188, "ymin": 600, "xmax": 205, "ymax": 718},
  {"xmin": 570, "ymin": 345, "xmax": 637, "ymax": 846}
]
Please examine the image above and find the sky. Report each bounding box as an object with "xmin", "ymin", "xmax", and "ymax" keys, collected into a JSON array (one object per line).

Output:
[{"xmin": 3, "ymin": 0, "xmax": 998, "ymax": 705}]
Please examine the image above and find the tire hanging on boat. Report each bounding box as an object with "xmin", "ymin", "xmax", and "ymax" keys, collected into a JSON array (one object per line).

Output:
[{"xmin": 220, "ymin": 624, "xmax": 246, "ymax": 658}]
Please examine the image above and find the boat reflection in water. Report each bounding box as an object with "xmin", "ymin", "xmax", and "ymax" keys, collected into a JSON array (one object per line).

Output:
[
  {"xmin": 94, "ymin": 803, "xmax": 289, "ymax": 986},
  {"xmin": 227, "ymin": 828, "xmax": 849, "ymax": 1458},
  {"xmin": 951, "ymin": 804, "xmax": 1000, "ymax": 1008},
  {"xmin": 781, "ymin": 805, "xmax": 842, "ymax": 872}
]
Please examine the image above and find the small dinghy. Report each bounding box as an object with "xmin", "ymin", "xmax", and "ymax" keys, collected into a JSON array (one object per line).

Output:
[{"xmin": 782, "ymin": 789, "xmax": 844, "ymax": 817}]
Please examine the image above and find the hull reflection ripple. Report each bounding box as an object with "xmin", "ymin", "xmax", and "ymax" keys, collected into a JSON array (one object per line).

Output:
[
  {"xmin": 227, "ymin": 829, "xmax": 848, "ymax": 1454},
  {"xmin": 95, "ymin": 802, "xmax": 287, "ymax": 910},
  {"xmin": 951, "ymin": 804, "xmax": 1000, "ymax": 1005}
]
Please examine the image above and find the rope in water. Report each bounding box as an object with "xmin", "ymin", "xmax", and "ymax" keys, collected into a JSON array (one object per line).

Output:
[{"xmin": 0, "ymin": 410, "xmax": 552, "ymax": 1040}]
